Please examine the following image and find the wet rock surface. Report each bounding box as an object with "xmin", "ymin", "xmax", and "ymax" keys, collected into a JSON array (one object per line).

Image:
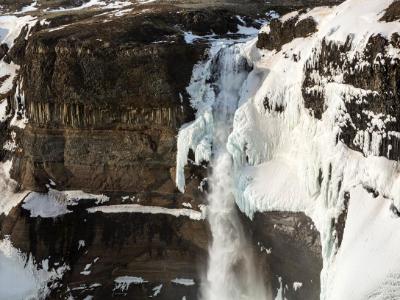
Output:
[{"xmin": 243, "ymin": 211, "xmax": 322, "ymax": 300}]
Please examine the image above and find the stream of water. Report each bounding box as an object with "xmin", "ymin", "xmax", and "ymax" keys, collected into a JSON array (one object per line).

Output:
[{"xmin": 198, "ymin": 42, "xmax": 269, "ymax": 300}]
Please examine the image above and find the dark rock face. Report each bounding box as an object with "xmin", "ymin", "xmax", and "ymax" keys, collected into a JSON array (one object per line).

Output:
[
  {"xmin": 257, "ymin": 15, "xmax": 317, "ymax": 50},
  {"xmin": 303, "ymin": 32, "xmax": 400, "ymax": 161},
  {"xmin": 3, "ymin": 24, "xmax": 30, "ymax": 65},
  {"xmin": 6, "ymin": 9, "xmax": 209, "ymax": 201},
  {"xmin": 0, "ymin": 0, "xmax": 91, "ymax": 11},
  {"xmin": 21, "ymin": 21, "xmax": 200, "ymax": 110},
  {"xmin": 380, "ymin": 0, "xmax": 400, "ymax": 22},
  {"xmin": 332, "ymin": 191, "xmax": 349, "ymax": 249},
  {"xmin": 0, "ymin": 0, "xmax": 32, "ymax": 11},
  {"xmin": 0, "ymin": 43, "xmax": 8, "ymax": 61},
  {"xmin": 1, "ymin": 204, "xmax": 208, "ymax": 299},
  {"xmin": 243, "ymin": 211, "xmax": 322, "ymax": 300},
  {"xmin": 176, "ymin": 9, "xmax": 241, "ymax": 35},
  {"xmin": 302, "ymin": 37, "xmax": 353, "ymax": 119}
]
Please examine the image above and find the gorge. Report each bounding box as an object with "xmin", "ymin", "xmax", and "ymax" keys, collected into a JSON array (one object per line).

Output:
[{"xmin": 0, "ymin": 0, "xmax": 399, "ymax": 299}]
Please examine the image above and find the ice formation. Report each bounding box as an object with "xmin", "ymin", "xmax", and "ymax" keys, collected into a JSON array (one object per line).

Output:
[
  {"xmin": 0, "ymin": 237, "xmax": 68, "ymax": 299},
  {"xmin": 176, "ymin": 0, "xmax": 400, "ymax": 299}
]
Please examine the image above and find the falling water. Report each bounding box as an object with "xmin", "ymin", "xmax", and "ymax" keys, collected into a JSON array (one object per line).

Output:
[{"xmin": 199, "ymin": 43, "xmax": 269, "ymax": 300}]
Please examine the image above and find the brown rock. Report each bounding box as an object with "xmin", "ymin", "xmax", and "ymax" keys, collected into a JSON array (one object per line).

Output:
[
  {"xmin": 257, "ymin": 15, "xmax": 317, "ymax": 50},
  {"xmin": 242, "ymin": 211, "xmax": 322, "ymax": 300},
  {"xmin": 1, "ymin": 204, "xmax": 209, "ymax": 299},
  {"xmin": 380, "ymin": 0, "xmax": 400, "ymax": 22},
  {"xmin": 0, "ymin": 43, "xmax": 9, "ymax": 61}
]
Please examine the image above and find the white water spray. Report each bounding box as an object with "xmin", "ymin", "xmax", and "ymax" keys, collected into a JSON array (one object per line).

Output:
[{"xmin": 198, "ymin": 44, "xmax": 269, "ymax": 300}]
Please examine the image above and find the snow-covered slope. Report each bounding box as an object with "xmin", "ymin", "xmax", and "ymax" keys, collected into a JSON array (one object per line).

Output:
[
  {"xmin": 176, "ymin": 0, "xmax": 400, "ymax": 298},
  {"xmin": 0, "ymin": 237, "xmax": 68, "ymax": 299}
]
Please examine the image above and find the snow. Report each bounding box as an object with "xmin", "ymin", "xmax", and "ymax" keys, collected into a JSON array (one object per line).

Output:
[
  {"xmin": 48, "ymin": 0, "xmax": 131, "ymax": 12},
  {"xmin": 225, "ymin": 2, "xmax": 400, "ymax": 298},
  {"xmin": 137, "ymin": 0, "xmax": 156, "ymax": 4},
  {"xmin": 0, "ymin": 15, "xmax": 37, "ymax": 134},
  {"xmin": 81, "ymin": 270, "xmax": 91, "ymax": 275},
  {"xmin": 0, "ymin": 237, "xmax": 68, "ymax": 299},
  {"xmin": 0, "ymin": 62, "xmax": 19, "ymax": 95},
  {"xmin": 183, "ymin": 17, "xmax": 265, "ymax": 45},
  {"xmin": 53, "ymin": 189, "xmax": 109, "ymax": 204},
  {"xmin": 113, "ymin": 276, "xmax": 147, "ymax": 292},
  {"xmin": 23, "ymin": 192, "xmax": 71, "ymax": 217},
  {"xmin": 316, "ymin": 0, "xmax": 399, "ymax": 53},
  {"xmin": 78, "ymin": 240, "xmax": 86, "ymax": 250},
  {"xmin": 151, "ymin": 284, "xmax": 163, "ymax": 297},
  {"xmin": 0, "ymin": 15, "xmax": 36, "ymax": 101},
  {"xmin": 325, "ymin": 186, "xmax": 400, "ymax": 300},
  {"xmin": 0, "ymin": 99, "xmax": 7, "ymax": 122},
  {"xmin": 182, "ymin": 202, "xmax": 192, "ymax": 208},
  {"xmin": 18, "ymin": 1, "xmax": 38, "ymax": 13},
  {"xmin": 235, "ymin": 16, "xmax": 261, "ymax": 36},
  {"xmin": 87, "ymin": 204, "xmax": 205, "ymax": 220},
  {"xmin": 296, "ymin": 6, "xmax": 333, "ymax": 25},
  {"xmin": 183, "ymin": 31, "xmax": 216, "ymax": 44},
  {"xmin": 0, "ymin": 160, "xmax": 29, "ymax": 216},
  {"xmin": 0, "ymin": 15, "xmax": 36, "ymax": 47},
  {"xmin": 80, "ymin": 263, "xmax": 92, "ymax": 276},
  {"xmin": 176, "ymin": 0, "xmax": 400, "ymax": 299},
  {"xmin": 293, "ymin": 282, "xmax": 303, "ymax": 291},
  {"xmin": 22, "ymin": 189, "xmax": 109, "ymax": 218},
  {"xmin": 280, "ymin": 11, "xmax": 299, "ymax": 23},
  {"xmin": 171, "ymin": 278, "xmax": 195, "ymax": 286}
]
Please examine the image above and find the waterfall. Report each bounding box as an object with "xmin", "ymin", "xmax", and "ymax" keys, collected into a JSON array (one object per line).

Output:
[
  {"xmin": 200, "ymin": 44, "xmax": 269, "ymax": 300},
  {"xmin": 203, "ymin": 150, "xmax": 269, "ymax": 300},
  {"xmin": 176, "ymin": 34, "xmax": 270, "ymax": 299},
  {"xmin": 176, "ymin": 40, "xmax": 269, "ymax": 299}
]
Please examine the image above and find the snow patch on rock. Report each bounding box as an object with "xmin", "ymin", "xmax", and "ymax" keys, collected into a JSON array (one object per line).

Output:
[
  {"xmin": 0, "ymin": 237, "xmax": 68, "ymax": 299},
  {"xmin": 22, "ymin": 189, "xmax": 109, "ymax": 218},
  {"xmin": 87, "ymin": 204, "xmax": 205, "ymax": 220},
  {"xmin": 113, "ymin": 276, "xmax": 147, "ymax": 292}
]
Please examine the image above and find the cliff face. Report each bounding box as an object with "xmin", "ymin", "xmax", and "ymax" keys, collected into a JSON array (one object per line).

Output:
[
  {"xmin": 235, "ymin": 1, "xmax": 400, "ymax": 299},
  {"xmin": 11, "ymin": 10, "xmax": 203, "ymax": 196},
  {"xmin": 257, "ymin": 2, "xmax": 400, "ymax": 163},
  {"xmin": 0, "ymin": 4, "xmax": 232, "ymax": 299},
  {"xmin": 2, "ymin": 204, "xmax": 208, "ymax": 299},
  {"xmin": 0, "ymin": 2, "xmax": 274, "ymax": 298},
  {"xmin": 1, "ymin": 0, "xmax": 392, "ymax": 299},
  {"xmin": 243, "ymin": 212, "xmax": 322, "ymax": 300},
  {"xmin": 302, "ymin": 34, "xmax": 400, "ymax": 161}
]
